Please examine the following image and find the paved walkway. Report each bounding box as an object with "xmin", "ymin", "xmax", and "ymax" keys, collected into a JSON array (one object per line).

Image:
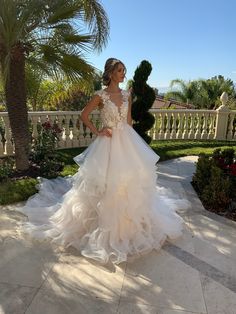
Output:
[{"xmin": 1, "ymin": 156, "xmax": 236, "ymax": 314}]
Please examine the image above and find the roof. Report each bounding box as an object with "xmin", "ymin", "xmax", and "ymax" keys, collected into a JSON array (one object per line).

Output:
[{"xmin": 152, "ymin": 96, "xmax": 195, "ymax": 109}]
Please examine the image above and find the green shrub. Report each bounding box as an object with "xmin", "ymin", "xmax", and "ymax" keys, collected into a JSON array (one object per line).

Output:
[
  {"xmin": 201, "ymin": 165, "xmax": 231, "ymax": 209},
  {"xmin": 192, "ymin": 148, "xmax": 236, "ymax": 213},
  {"xmin": 131, "ymin": 60, "xmax": 156, "ymax": 144},
  {"xmin": 192, "ymin": 153, "xmax": 213, "ymax": 192},
  {"xmin": 30, "ymin": 121, "xmax": 64, "ymax": 178},
  {"xmin": 0, "ymin": 157, "xmax": 14, "ymax": 182},
  {"xmin": 221, "ymin": 148, "xmax": 235, "ymax": 165}
]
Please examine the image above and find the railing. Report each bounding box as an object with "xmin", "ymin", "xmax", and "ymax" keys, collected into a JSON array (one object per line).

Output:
[
  {"xmin": 0, "ymin": 107, "xmax": 235, "ymax": 157},
  {"xmin": 149, "ymin": 109, "xmax": 218, "ymax": 140}
]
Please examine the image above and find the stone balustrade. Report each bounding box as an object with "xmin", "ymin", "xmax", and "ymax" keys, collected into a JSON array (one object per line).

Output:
[{"xmin": 0, "ymin": 107, "xmax": 235, "ymax": 157}]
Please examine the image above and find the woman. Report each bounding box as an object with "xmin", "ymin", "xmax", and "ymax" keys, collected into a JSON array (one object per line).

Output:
[{"xmin": 18, "ymin": 58, "xmax": 189, "ymax": 265}]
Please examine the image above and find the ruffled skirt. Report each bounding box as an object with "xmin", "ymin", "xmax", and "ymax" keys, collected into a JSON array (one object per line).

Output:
[{"xmin": 18, "ymin": 124, "xmax": 189, "ymax": 264}]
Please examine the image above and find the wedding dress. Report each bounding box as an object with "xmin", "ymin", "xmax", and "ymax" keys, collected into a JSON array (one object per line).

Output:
[{"xmin": 18, "ymin": 89, "xmax": 189, "ymax": 264}]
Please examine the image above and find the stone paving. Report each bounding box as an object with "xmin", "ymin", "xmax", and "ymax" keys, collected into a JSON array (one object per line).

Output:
[{"xmin": 0, "ymin": 156, "xmax": 236, "ymax": 314}]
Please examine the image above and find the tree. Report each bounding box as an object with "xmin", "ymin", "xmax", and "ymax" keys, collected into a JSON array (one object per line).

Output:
[
  {"xmin": 26, "ymin": 65, "xmax": 103, "ymax": 111},
  {"xmin": 165, "ymin": 76, "xmax": 236, "ymax": 109},
  {"xmin": 126, "ymin": 79, "xmax": 133, "ymax": 91},
  {"xmin": 25, "ymin": 64, "xmax": 45, "ymax": 111},
  {"xmin": 227, "ymin": 96, "xmax": 236, "ymax": 110},
  {"xmin": 131, "ymin": 60, "xmax": 156, "ymax": 144},
  {"xmin": 49, "ymin": 71, "xmax": 103, "ymax": 110},
  {"xmin": 199, "ymin": 75, "xmax": 236, "ymax": 109},
  {"xmin": 165, "ymin": 79, "xmax": 200, "ymax": 106},
  {"xmin": 0, "ymin": 0, "xmax": 109, "ymax": 171},
  {"xmin": 44, "ymin": 80, "xmax": 89, "ymax": 111}
]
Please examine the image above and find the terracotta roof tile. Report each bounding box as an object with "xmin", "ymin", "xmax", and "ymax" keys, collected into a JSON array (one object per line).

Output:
[{"xmin": 152, "ymin": 96, "xmax": 195, "ymax": 109}]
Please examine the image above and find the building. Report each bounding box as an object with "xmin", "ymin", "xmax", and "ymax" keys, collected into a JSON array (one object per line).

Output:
[{"xmin": 152, "ymin": 95, "xmax": 195, "ymax": 109}]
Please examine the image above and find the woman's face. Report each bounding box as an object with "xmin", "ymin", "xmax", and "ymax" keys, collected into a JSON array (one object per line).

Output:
[{"xmin": 110, "ymin": 63, "xmax": 125, "ymax": 84}]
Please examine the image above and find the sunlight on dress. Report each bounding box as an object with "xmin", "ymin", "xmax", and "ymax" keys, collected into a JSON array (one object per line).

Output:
[{"xmin": 18, "ymin": 89, "xmax": 190, "ymax": 264}]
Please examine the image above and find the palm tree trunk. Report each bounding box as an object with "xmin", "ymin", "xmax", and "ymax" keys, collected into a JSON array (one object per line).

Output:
[{"xmin": 5, "ymin": 47, "xmax": 30, "ymax": 171}]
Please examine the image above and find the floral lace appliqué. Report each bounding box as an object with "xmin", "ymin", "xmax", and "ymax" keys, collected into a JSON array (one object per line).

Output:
[{"xmin": 95, "ymin": 89, "xmax": 129, "ymax": 129}]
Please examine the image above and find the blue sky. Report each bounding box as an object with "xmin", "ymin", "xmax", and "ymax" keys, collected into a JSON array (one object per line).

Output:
[{"xmin": 88, "ymin": 0, "xmax": 236, "ymax": 93}]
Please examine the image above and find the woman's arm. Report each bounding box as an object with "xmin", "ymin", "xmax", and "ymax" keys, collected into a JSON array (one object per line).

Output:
[{"xmin": 80, "ymin": 94, "xmax": 112, "ymax": 137}]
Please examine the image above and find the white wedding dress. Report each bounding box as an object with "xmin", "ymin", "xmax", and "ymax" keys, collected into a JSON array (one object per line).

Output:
[{"xmin": 18, "ymin": 89, "xmax": 189, "ymax": 264}]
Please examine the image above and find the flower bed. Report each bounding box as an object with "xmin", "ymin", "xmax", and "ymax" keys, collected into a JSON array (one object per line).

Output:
[{"xmin": 0, "ymin": 121, "xmax": 64, "ymax": 182}]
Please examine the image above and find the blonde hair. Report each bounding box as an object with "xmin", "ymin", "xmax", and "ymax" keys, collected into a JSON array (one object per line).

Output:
[{"xmin": 102, "ymin": 58, "xmax": 126, "ymax": 86}]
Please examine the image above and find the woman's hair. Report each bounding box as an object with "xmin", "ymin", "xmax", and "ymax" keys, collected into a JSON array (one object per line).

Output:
[{"xmin": 102, "ymin": 58, "xmax": 126, "ymax": 86}]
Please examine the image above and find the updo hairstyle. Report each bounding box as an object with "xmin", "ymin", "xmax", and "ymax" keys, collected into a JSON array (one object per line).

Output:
[{"xmin": 102, "ymin": 58, "xmax": 126, "ymax": 86}]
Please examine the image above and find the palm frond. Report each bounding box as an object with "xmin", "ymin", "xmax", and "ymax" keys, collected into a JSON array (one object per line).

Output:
[
  {"xmin": 170, "ymin": 79, "xmax": 185, "ymax": 90},
  {"xmin": 74, "ymin": 0, "xmax": 110, "ymax": 50},
  {"xmin": 46, "ymin": 1, "xmax": 82, "ymax": 24},
  {"xmin": 40, "ymin": 44, "xmax": 60, "ymax": 63},
  {"xmin": 27, "ymin": 55, "xmax": 53, "ymax": 77},
  {"xmin": 63, "ymin": 33, "xmax": 94, "ymax": 45},
  {"xmin": 60, "ymin": 53, "xmax": 95, "ymax": 80},
  {"xmin": 0, "ymin": 0, "xmax": 109, "ymax": 87},
  {"xmin": 165, "ymin": 91, "xmax": 187, "ymax": 103}
]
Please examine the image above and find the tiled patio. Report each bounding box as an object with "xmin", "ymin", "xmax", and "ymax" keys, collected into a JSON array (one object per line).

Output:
[{"xmin": 1, "ymin": 156, "xmax": 236, "ymax": 314}]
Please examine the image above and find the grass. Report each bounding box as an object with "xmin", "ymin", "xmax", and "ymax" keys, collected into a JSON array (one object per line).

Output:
[
  {"xmin": 0, "ymin": 140, "xmax": 235, "ymax": 205},
  {"xmin": 0, "ymin": 178, "xmax": 38, "ymax": 205},
  {"xmin": 151, "ymin": 140, "xmax": 236, "ymax": 160},
  {"xmin": 57, "ymin": 147, "xmax": 85, "ymax": 177}
]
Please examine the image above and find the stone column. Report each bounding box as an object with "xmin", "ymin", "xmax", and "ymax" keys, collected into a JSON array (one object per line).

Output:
[{"xmin": 214, "ymin": 92, "xmax": 230, "ymax": 140}]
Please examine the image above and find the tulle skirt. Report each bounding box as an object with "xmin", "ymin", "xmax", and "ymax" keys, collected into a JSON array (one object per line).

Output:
[{"xmin": 18, "ymin": 123, "xmax": 189, "ymax": 264}]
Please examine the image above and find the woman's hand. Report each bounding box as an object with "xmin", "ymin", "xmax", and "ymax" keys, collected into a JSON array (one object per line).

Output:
[{"xmin": 97, "ymin": 127, "xmax": 112, "ymax": 137}]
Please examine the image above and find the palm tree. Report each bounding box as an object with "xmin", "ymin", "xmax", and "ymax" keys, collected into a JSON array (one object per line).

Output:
[
  {"xmin": 0, "ymin": 0, "xmax": 109, "ymax": 171},
  {"xmin": 165, "ymin": 76, "xmax": 236, "ymax": 109},
  {"xmin": 165, "ymin": 79, "xmax": 200, "ymax": 105},
  {"xmin": 40, "ymin": 79, "xmax": 92, "ymax": 111},
  {"xmin": 199, "ymin": 75, "xmax": 236, "ymax": 109},
  {"xmin": 26, "ymin": 69, "xmax": 102, "ymax": 111}
]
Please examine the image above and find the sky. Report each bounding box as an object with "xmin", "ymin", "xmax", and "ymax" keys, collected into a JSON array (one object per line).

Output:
[{"xmin": 88, "ymin": 0, "xmax": 236, "ymax": 93}]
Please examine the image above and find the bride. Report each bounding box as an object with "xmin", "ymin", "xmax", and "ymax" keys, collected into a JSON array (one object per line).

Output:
[{"xmin": 18, "ymin": 58, "xmax": 189, "ymax": 265}]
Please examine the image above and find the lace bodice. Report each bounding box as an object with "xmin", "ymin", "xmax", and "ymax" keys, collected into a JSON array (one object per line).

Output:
[{"xmin": 95, "ymin": 89, "xmax": 130, "ymax": 129}]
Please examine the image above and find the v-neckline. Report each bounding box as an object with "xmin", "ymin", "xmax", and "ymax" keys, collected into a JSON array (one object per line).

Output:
[{"xmin": 103, "ymin": 89, "xmax": 124, "ymax": 113}]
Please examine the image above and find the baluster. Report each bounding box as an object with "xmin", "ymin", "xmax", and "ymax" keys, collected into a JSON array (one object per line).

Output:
[
  {"xmin": 152, "ymin": 112, "xmax": 158, "ymax": 140},
  {"xmin": 71, "ymin": 114, "xmax": 80, "ymax": 147},
  {"xmin": 79, "ymin": 117, "xmax": 86, "ymax": 146},
  {"xmin": 208, "ymin": 114, "xmax": 215, "ymax": 139},
  {"xmin": 57, "ymin": 114, "xmax": 65, "ymax": 148},
  {"xmin": 165, "ymin": 112, "xmax": 171, "ymax": 139},
  {"xmin": 194, "ymin": 113, "xmax": 201, "ymax": 139},
  {"xmin": 170, "ymin": 112, "xmax": 177, "ymax": 139},
  {"xmin": 188, "ymin": 113, "xmax": 194, "ymax": 139},
  {"xmin": 158, "ymin": 112, "xmax": 165, "ymax": 139},
  {"xmin": 84, "ymin": 123, "xmax": 91, "ymax": 145},
  {"xmin": 47, "ymin": 113, "xmax": 51, "ymax": 125},
  {"xmin": 31, "ymin": 115, "xmax": 39, "ymax": 145},
  {"xmin": 52, "ymin": 115, "xmax": 60, "ymax": 149},
  {"xmin": 182, "ymin": 112, "xmax": 189, "ymax": 139},
  {"xmin": 201, "ymin": 113, "xmax": 208, "ymax": 139},
  {"xmin": 148, "ymin": 121, "xmax": 154, "ymax": 139},
  {"xmin": 3, "ymin": 116, "xmax": 14, "ymax": 155},
  {"xmin": 176, "ymin": 112, "xmax": 183, "ymax": 139},
  {"xmin": 63, "ymin": 114, "xmax": 71, "ymax": 148},
  {"xmin": 40, "ymin": 113, "xmax": 48, "ymax": 125},
  {"xmin": 227, "ymin": 113, "xmax": 235, "ymax": 140}
]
